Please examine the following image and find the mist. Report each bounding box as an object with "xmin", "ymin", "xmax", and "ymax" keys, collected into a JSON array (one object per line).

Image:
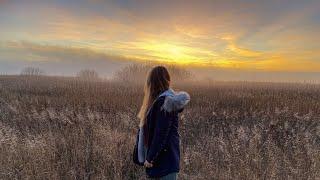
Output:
[{"xmin": 1, "ymin": 58, "xmax": 319, "ymax": 84}]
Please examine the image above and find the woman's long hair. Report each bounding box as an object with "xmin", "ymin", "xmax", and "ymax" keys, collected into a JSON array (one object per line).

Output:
[{"xmin": 138, "ymin": 66, "xmax": 171, "ymax": 127}]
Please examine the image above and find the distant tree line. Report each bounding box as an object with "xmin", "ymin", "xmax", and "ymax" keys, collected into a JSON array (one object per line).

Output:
[
  {"xmin": 19, "ymin": 67, "xmax": 102, "ymax": 81},
  {"xmin": 20, "ymin": 67, "xmax": 45, "ymax": 76},
  {"xmin": 113, "ymin": 63, "xmax": 193, "ymax": 84},
  {"xmin": 18, "ymin": 64, "xmax": 191, "ymax": 83},
  {"xmin": 77, "ymin": 69, "xmax": 100, "ymax": 81}
]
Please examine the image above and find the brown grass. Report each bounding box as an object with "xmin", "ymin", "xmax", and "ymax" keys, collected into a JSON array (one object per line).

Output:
[{"xmin": 0, "ymin": 76, "xmax": 319, "ymax": 179}]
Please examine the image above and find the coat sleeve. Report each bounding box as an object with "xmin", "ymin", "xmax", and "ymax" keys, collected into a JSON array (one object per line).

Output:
[{"xmin": 146, "ymin": 98, "xmax": 173, "ymax": 163}]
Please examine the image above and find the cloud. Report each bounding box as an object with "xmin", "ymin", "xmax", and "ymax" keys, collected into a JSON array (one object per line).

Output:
[
  {"xmin": 0, "ymin": 0, "xmax": 320, "ymax": 73},
  {"xmin": 1, "ymin": 41, "xmax": 139, "ymax": 63},
  {"xmin": 0, "ymin": 41, "xmax": 135, "ymax": 75}
]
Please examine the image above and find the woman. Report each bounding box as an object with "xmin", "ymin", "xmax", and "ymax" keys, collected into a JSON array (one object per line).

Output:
[{"xmin": 136, "ymin": 66, "xmax": 190, "ymax": 179}]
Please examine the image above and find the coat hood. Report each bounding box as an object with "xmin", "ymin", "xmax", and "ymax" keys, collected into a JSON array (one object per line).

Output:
[{"xmin": 159, "ymin": 88, "xmax": 190, "ymax": 113}]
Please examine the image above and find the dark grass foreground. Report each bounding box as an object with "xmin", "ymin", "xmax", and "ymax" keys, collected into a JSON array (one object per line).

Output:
[{"xmin": 0, "ymin": 76, "xmax": 319, "ymax": 179}]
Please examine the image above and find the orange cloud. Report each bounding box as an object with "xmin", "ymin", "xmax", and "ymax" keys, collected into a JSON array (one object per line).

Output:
[{"xmin": 1, "ymin": 1, "xmax": 320, "ymax": 72}]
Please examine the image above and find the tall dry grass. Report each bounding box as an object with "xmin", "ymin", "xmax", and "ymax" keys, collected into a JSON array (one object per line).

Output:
[{"xmin": 0, "ymin": 76, "xmax": 319, "ymax": 179}]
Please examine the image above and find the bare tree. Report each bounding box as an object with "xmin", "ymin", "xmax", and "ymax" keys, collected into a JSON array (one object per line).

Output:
[
  {"xmin": 113, "ymin": 64, "xmax": 149, "ymax": 83},
  {"xmin": 77, "ymin": 69, "xmax": 100, "ymax": 80},
  {"xmin": 113, "ymin": 63, "xmax": 193, "ymax": 84},
  {"xmin": 20, "ymin": 67, "xmax": 45, "ymax": 76},
  {"xmin": 166, "ymin": 65, "xmax": 193, "ymax": 81}
]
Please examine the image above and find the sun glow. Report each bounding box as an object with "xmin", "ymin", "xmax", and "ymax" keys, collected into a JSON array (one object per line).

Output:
[
  {"xmin": 122, "ymin": 40, "xmax": 219, "ymax": 65},
  {"xmin": 1, "ymin": 0, "xmax": 320, "ymax": 72}
]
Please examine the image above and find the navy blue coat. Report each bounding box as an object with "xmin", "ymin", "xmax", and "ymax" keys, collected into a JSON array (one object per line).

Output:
[{"xmin": 145, "ymin": 95, "xmax": 183, "ymax": 178}]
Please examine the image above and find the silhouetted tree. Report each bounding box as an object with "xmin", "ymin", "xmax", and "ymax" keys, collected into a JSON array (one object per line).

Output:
[
  {"xmin": 113, "ymin": 64, "xmax": 149, "ymax": 83},
  {"xmin": 113, "ymin": 63, "xmax": 193, "ymax": 84},
  {"xmin": 77, "ymin": 69, "xmax": 100, "ymax": 80},
  {"xmin": 166, "ymin": 65, "xmax": 193, "ymax": 81}
]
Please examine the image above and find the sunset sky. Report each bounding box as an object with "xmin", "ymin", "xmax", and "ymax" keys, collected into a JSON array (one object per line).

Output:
[{"xmin": 0, "ymin": 0, "xmax": 320, "ymax": 75}]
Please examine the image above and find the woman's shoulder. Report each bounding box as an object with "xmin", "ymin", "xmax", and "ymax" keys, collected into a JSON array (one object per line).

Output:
[{"xmin": 156, "ymin": 91, "xmax": 190, "ymax": 113}]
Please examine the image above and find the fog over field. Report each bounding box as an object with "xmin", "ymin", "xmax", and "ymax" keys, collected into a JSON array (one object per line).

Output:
[
  {"xmin": 1, "ymin": 43, "xmax": 319, "ymax": 83},
  {"xmin": 0, "ymin": 57, "xmax": 319, "ymax": 83},
  {"xmin": 0, "ymin": 40, "xmax": 318, "ymax": 82}
]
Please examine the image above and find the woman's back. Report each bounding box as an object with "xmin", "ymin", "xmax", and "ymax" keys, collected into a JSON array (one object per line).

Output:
[{"xmin": 145, "ymin": 90, "xmax": 189, "ymax": 178}]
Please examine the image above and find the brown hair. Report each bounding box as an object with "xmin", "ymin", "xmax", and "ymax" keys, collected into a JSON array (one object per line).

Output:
[{"xmin": 138, "ymin": 66, "xmax": 171, "ymax": 127}]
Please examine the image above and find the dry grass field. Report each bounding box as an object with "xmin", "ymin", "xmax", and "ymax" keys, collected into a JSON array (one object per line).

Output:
[{"xmin": 0, "ymin": 75, "xmax": 319, "ymax": 179}]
